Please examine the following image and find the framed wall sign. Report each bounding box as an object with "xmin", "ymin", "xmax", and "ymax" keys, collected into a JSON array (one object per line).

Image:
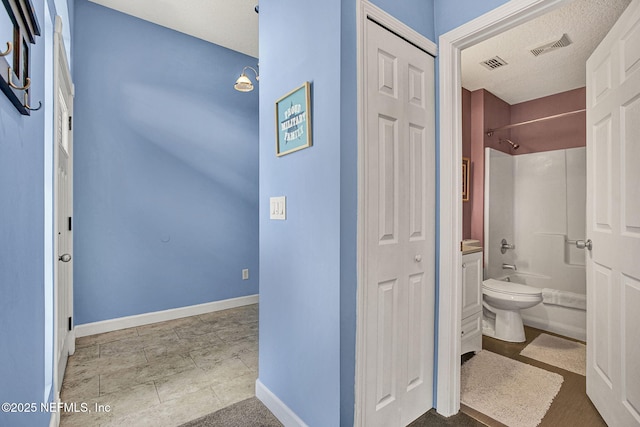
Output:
[{"xmin": 275, "ymin": 82, "xmax": 312, "ymax": 156}]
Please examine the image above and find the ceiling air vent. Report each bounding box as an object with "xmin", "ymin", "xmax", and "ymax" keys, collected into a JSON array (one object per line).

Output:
[
  {"xmin": 530, "ymin": 34, "xmax": 572, "ymax": 57},
  {"xmin": 480, "ymin": 56, "xmax": 508, "ymax": 70}
]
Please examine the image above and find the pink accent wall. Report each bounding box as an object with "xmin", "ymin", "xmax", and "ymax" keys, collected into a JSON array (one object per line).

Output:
[
  {"xmin": 468, "ymin": 89, "xmax": 510, "ymax": 245},
  {"xmin": 510, "ymin": 87, "xmax": 586, "ymax": 154},
  {"xmin": 462, "ymin": 87, "xmax": 586, "ymax": 244}
]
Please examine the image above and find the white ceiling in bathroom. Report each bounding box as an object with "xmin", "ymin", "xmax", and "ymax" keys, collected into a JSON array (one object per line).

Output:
[
  {"xmin": 461, "ymin": 0, "xmax": 631, "ymax": 104},
  {"xmin": 88, "ymin": 0, "xmax": 259, "ymax": 58}
]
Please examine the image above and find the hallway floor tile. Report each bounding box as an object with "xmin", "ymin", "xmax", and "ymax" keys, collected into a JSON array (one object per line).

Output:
[{"xmin": 60, "ymin": 304, "xmax": 258, "ymax": 427}]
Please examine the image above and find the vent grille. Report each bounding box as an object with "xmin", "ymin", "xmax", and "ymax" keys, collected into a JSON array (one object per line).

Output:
[
  {"xmin": 480, "ymin": 56, "xmax": 508, "ymax": 70},
  {"xmin": 530, "ymin": 34, "xmax": 572, "ymax": 57}
]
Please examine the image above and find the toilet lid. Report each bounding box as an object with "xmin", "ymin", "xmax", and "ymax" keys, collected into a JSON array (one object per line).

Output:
[{"xmin": 482, "ymin": 278, "xmax": 541, "ymax": 296}]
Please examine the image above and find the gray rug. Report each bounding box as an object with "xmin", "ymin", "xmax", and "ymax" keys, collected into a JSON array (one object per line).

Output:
[
  {"xmin": 408, "ymin": 408, "xmax": 486, "ymax": 426},
  {"xmin": 520, "ymin": 333, "xmax": 586, "ymax": 376},
  {"xmin": 181, "ymin": 397, "xmax": 484, "ymax": 427},
  {"xmin": 461, "ymin": 350, "xmax": 563, "ymax": 427},
  {"xmin": 179, "ymin": 397, "xmax": 282, "ymax": 427}
]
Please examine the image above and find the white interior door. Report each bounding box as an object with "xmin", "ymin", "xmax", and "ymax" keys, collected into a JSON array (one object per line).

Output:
[
  {"xmin": 53, "ymin": 15, "xmax": 74, "ymax": 393},
  {"xmin": 363, "ymin": 18, "xmax": 435, "ymax": 427},
  {"xmin": 586, "ymin": 1, "xmax": 640, "ymax": 425}
]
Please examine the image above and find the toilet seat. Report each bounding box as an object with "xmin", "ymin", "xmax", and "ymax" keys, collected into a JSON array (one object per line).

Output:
[{"xmin": 482, "ymin": 278, "xmax": 541, "ymax": 296}]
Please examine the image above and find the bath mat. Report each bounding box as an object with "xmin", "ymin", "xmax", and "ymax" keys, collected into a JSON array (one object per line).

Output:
[
  {"xmin": 461, "ymin": 350, "xmax": 563, "ymax": 427},
  {"xmin": 520, "ymin": 333, "xmax": 586, "ymax": 376}
]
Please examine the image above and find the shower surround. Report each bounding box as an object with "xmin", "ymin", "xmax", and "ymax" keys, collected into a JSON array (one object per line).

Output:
[{"xmin": 484, "ymin": 147, "xmax": 587, "ymax": 340}]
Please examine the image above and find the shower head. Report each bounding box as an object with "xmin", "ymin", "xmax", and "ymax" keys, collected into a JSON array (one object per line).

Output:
[{"xmin": 500, "ymin": 139, "xmax": 520, "ymax": 150}]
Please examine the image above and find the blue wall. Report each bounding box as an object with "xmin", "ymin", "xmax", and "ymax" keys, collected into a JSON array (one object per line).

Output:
[
  {"xmin": 258, "ymin": 0, "xmax": 342, "ymax": 426},
  {"xmin": 339, "ymin": 0, "xmax": 358, "ymax": 424},
  {"xmin": 372, "ymin": 0, "xmax": 435, "ymax": 39},
  {"xmin": 434, "ymin": 0, "xmax": 509, "ymax": 37},
  {"xmin": 0, "ymin": 0, "xmax": 56, "ymax": 424},
  {"xmin": 73, "ymin": 0, "xmax": 259, "ymax": 324}
]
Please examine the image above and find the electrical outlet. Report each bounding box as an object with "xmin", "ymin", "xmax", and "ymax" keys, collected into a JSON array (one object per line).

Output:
[{"xmin": 242, "ymin": 269, "xmax": 249, "ymax": 280}]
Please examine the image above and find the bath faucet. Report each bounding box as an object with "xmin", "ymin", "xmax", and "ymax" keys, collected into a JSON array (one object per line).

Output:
[{"xmin": 502, "ymin": 264, "xmax": 517, "ymax": 271}]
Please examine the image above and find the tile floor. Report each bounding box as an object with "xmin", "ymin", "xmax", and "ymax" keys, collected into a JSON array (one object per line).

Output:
[{"xmin": 60, "ymin": 304, "xmax": 258, "ymax": 427}]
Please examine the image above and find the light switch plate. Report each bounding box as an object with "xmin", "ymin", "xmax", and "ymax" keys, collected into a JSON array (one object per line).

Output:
[{"xmin": 270, "ymin": 196, "xmax": 286, "ymax": 220}]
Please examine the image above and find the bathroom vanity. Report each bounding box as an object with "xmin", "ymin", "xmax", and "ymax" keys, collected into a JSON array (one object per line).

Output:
[{"xmin": 461, "ymin": 248, "xmax": 483, "ymax": 355}]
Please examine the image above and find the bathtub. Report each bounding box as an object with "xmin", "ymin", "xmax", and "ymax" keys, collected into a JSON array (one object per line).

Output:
[{"xmin": 497, "ymin": 272, "xmax": 586, "ymax": 341}]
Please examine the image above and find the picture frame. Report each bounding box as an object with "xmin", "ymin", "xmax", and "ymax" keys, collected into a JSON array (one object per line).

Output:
[
  {"xmin": 275, "ymin": 82, "xmax": 312, "ymax": 156},
  {"xmin": 462, "ymin": 157, "xmax": 470, "ymax": 202}
]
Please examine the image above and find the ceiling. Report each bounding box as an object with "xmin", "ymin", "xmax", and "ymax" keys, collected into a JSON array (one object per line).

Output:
[
  {"xmin": 461, "ymin": 0, "xmax": 631, "ymax": 104},
  {"xmin": 88, "ymin": 0, "xmax": 630, "ymax": 102},
  {"xmin": 88, "ymin": 0, "xmax": 259, "ymax": 58}
]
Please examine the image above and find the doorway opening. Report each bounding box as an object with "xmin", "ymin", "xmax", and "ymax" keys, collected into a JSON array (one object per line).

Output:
[{"xmin": 437, "ymin": 0, "xmax": 637, "ymax": 425}]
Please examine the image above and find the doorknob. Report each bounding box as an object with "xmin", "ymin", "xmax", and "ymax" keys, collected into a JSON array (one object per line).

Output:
[
  {"xmin": 414, "ymin": 255, "xmax": 422, "ymax": 262},
  {"xmin": 575, "ymin": 239, "xmax": 592, "ymax": 251},
  {"xmin": 59, "ymin": 253, "xmax": 72, "ymax": 262}
]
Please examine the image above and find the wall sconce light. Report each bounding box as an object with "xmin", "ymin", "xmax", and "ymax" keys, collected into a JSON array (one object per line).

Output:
[{"xmin": 234, "ymin": 66, "xmax": 259, "ymax": 92}]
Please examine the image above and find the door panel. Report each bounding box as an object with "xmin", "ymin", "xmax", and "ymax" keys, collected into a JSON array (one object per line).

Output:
[
  {"xmin": 592, "ymin": 263, "xmax": 612, "ymax": 386},
  {"xmin": 461, "ymin": 255, "xmax": 482, "ymax": 320},
  {"xmin": 409, "ymin": 125, "xmax": 425, "ymax": 240},
  {"xmin": 622, "ymin": 96, "xmax": 640, "ymax": 233},
  {"xmin": 586, "ymin": 1, "xmax": 640, "ymax": 425},
  {"xmin": 378, "ymin": 116, "xmax": 399, "ymax": 244},
  {"xmin": 364, "ymin": 18, "xmax": 435, "ymax": 427},
  {"xmin": 375, "ymin": 279, "xmax": 398, "ymax": 409},
  {"xmin": 622, "ymin": 275, "xmax": 640, "ymax": 416},
  {"xmin": 593, "ymin": 116, "xmax": 612, "ymax": 231},
  {"xmin": 53, "ymin": 16, "xmax": 74, "ymax": 393},
  {"xmin": 406, "ymin": 272, "xmax": 425, "ymax": 389}
]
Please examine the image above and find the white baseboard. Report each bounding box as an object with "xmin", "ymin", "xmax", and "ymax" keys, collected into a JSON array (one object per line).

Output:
[
  {"xmin": 75, "ymin": 294, "xmax": 258, "ymax": 337},
  {"xmin": 49, "ymin": 410, "xmax": 59, "ymax": 427},
  {"xmin": 522, "ymin": 314, "xmax": 586, "ymax": 342},
  {"xmin": 49, "ymin": 395, "xmax": 60, "ymax": 427},
  {"xmin": 255, "ymin": 379, "xmax": 308, "ymax": 427}
]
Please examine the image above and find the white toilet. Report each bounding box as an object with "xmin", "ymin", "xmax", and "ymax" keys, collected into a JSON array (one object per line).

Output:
[{"xmin": 482, "ymin": 278, "xmax": 542, "ymax": 342}]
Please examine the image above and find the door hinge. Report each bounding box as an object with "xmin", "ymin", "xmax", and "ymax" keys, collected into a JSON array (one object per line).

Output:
[
  {"xmin": 68, "ymin": 316, "xmax": 72, "ymax": 331},
  {"xmin": 68, "ymin": 216, "xmax": 72, "ymax": 231},
  {"xmin": 68, "ymin": 116, "xmax": 72, "ymax": 131}
]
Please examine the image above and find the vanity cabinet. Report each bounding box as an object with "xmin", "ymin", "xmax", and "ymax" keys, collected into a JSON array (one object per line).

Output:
[{"xmin": 461, "ymin": 250, "xmax": 483, "ymax": 355}]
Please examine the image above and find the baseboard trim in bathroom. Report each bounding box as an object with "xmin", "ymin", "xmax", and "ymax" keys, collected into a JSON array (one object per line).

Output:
[
  {"xmin": 520, "ymin": 333, "xmax": 586, "ymax": 376},
  {"xmin": 461, "ymin": 350, "xmax": 563, "ymax": 427},
  {"xmin": 521, "ymin": 314, "xmax": 586, "ymax": 342}
]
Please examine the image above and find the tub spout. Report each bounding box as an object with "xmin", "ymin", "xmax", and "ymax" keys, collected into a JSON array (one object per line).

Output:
[{"xmin": 502, "ymin": 264, "xmax": 517, "ymax": 271}]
